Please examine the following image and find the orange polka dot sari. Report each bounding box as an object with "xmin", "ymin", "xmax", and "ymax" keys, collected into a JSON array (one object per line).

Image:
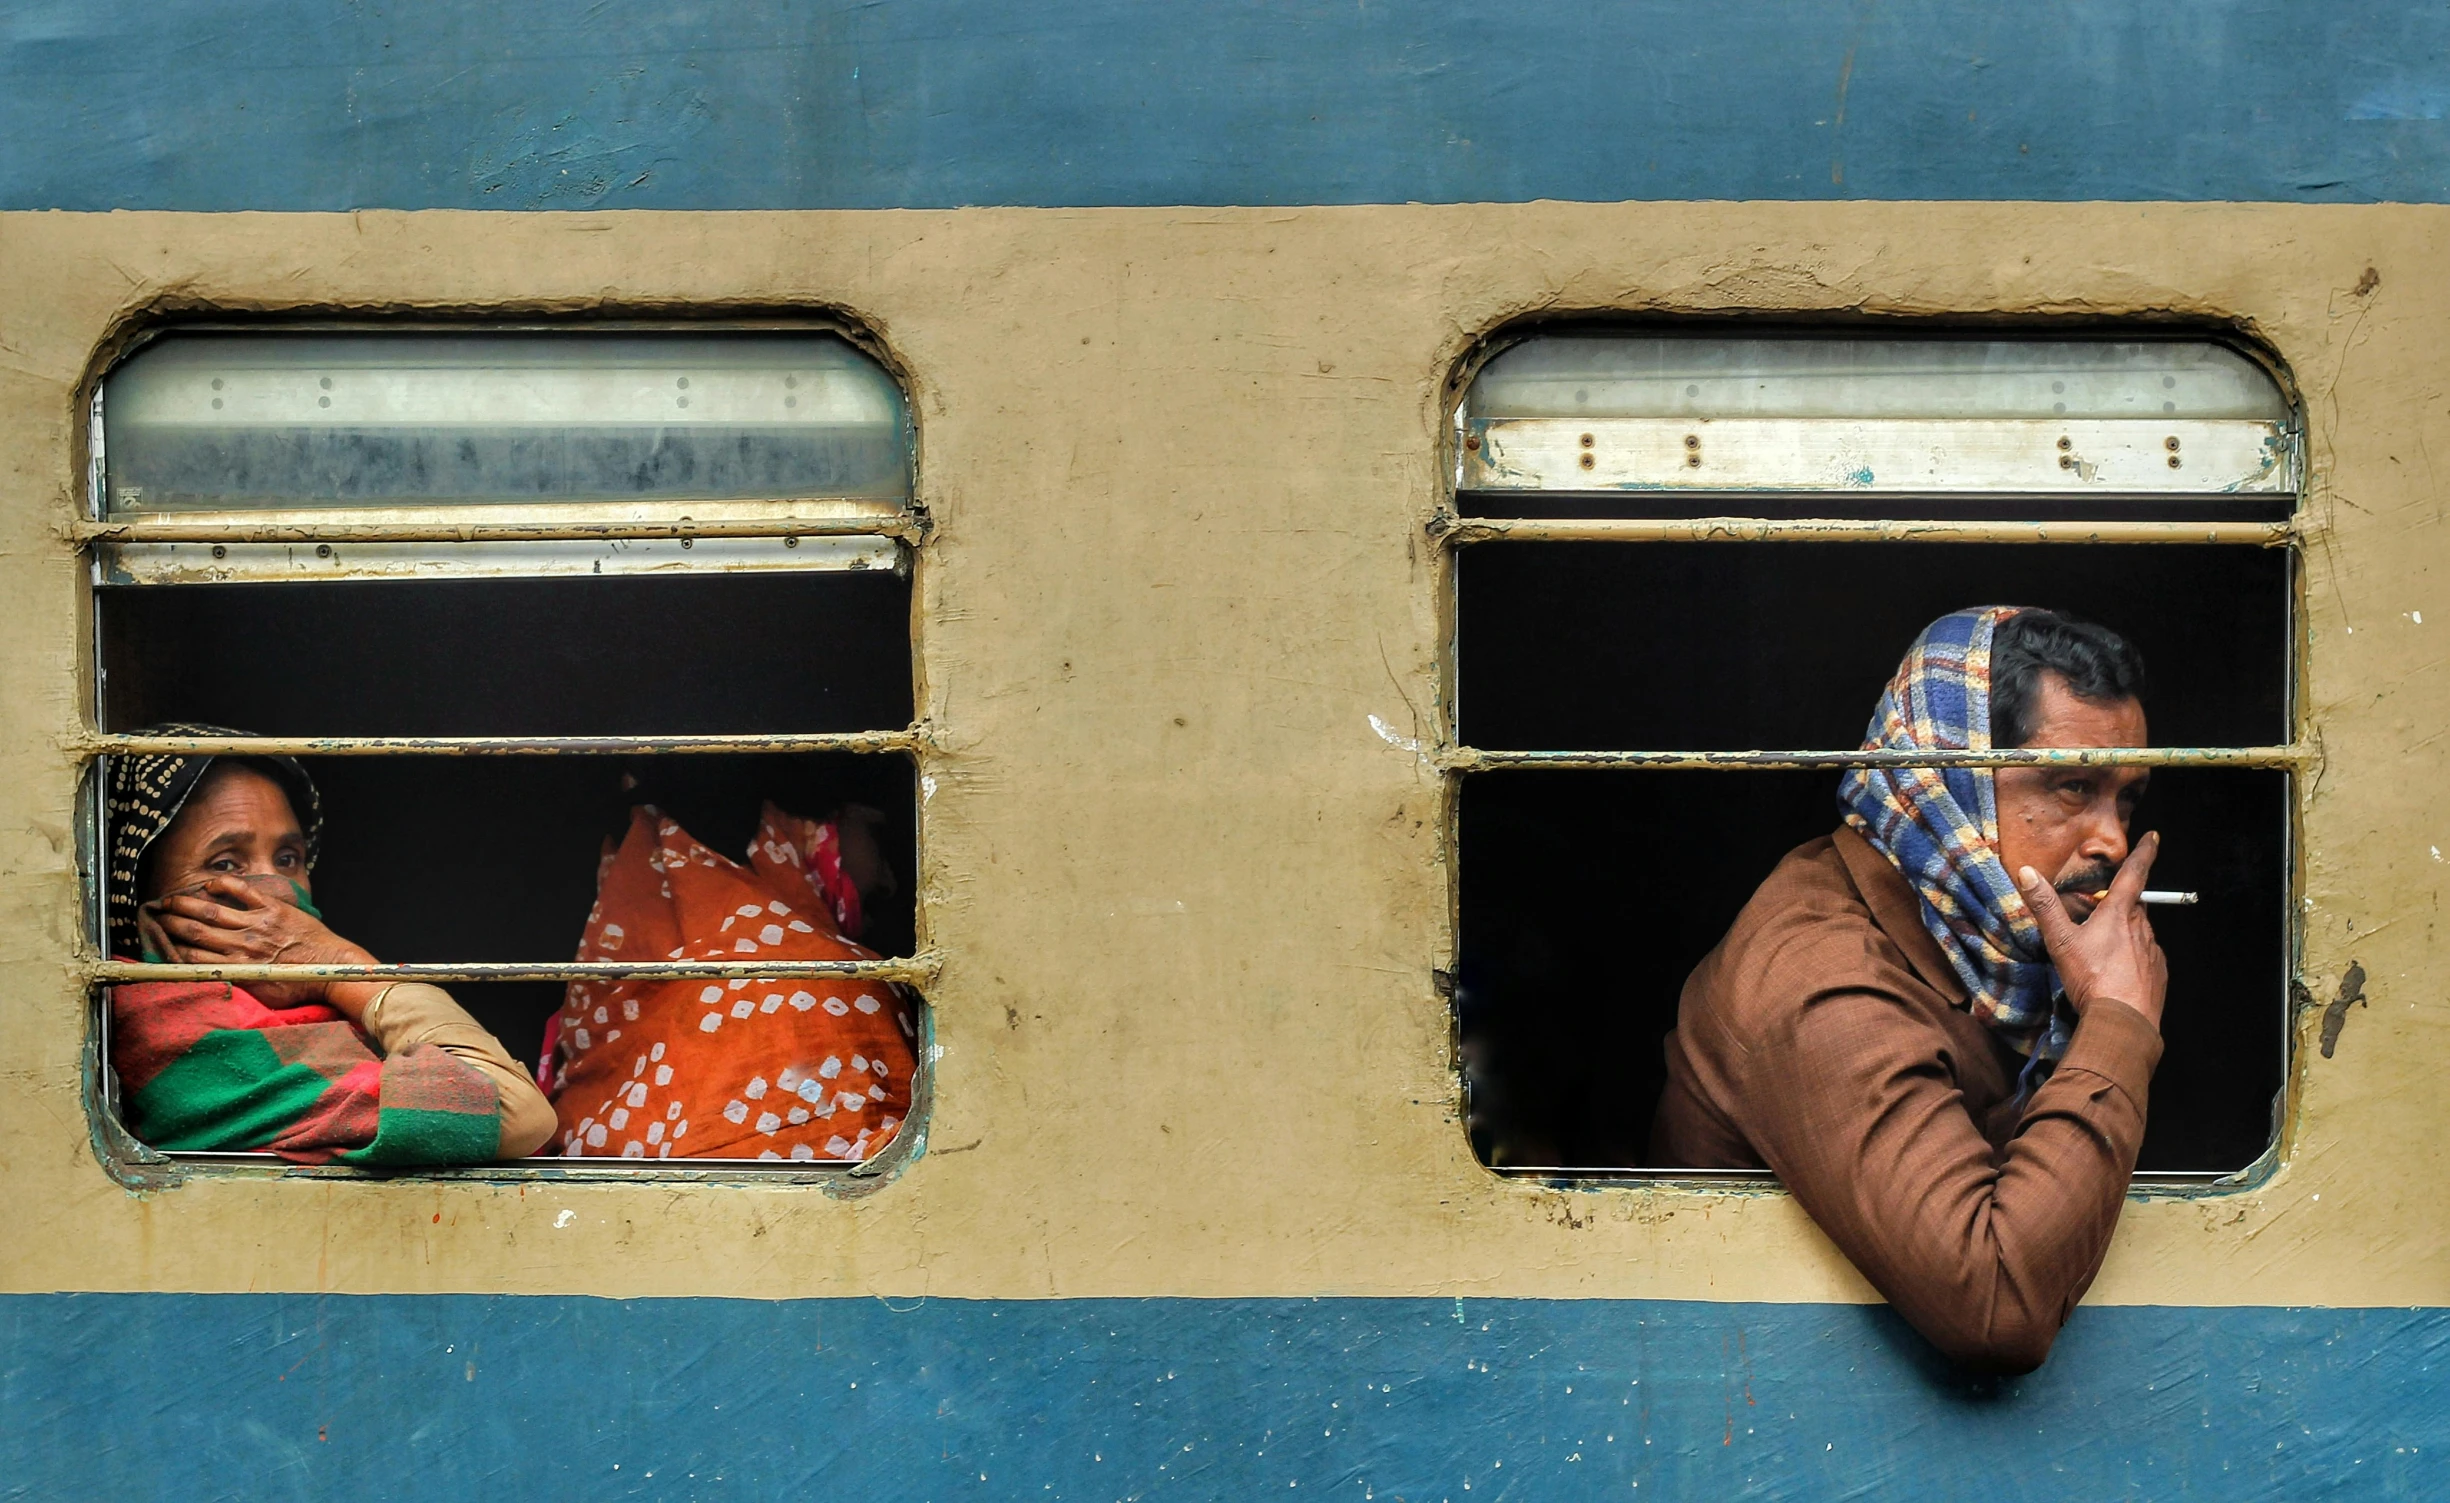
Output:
[{"xmin": 546, "ymin": 804, "xmax": 918, "ymax": 1162}]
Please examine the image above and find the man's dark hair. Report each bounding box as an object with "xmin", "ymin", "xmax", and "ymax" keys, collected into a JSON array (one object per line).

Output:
[{"xmin": 1989, "ymin": 609, "xmax": 2148, "ymax": 748}]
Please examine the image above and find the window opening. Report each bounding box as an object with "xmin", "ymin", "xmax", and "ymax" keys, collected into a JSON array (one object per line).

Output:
[
  {"xmin": 1445, "ymin": 330, "xmax": 2302, "ymax": 1182},
  {"xmin": 81, "ymin": 328, "xmax": 932, "ymax": 1175},
  {"xmin": 100, "ymin": 572, "xmax": 913, "ymax": 737}
]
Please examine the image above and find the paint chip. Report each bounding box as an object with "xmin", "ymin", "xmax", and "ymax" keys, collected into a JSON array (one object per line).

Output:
[{"xmin": 1368, "ymin": 713, "xmax": 1424, "ymax": 755}]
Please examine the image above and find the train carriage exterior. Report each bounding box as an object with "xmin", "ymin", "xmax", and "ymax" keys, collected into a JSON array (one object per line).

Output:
[{"xmin": 2, "ymin": 3, "xmax": 2447, "ymax": 1497}]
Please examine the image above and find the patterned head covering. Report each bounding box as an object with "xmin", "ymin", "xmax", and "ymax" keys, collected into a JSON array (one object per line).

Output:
[
  {"xmin": 1837, "ymin": 608, "xmax": 2072, "ymax": 1065},
  {"xmin": 106, "ymin": 724, "xmax": 322, "ymax": 957}
]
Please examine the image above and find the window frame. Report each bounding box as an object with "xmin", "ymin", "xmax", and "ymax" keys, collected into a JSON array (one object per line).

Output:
[
  {"xmin": 75, "ymin": 317, "xmax": 939, "ymax": 1184},
  {"xmin": 1436, "ymin": 322, "xmax": 2308, "ymax": 1193}
]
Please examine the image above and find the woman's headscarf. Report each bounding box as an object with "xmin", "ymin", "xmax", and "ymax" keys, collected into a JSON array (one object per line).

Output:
[
  {"xmin": 1837, "ymin": 608, "xmax": 2072, "ymax": 1066},
  {"xmin": 105, "ymin": 723, "xmax": 322, "ymax": 957}
]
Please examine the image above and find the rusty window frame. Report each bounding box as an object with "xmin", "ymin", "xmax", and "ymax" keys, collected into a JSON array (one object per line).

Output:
[
  {"xmin": 74, "ymin": 324, "xmax": 938, "ymax": 1181},
  {"xmin": 1439, "ymin": 328, "xmax": 2310, "ymax": 1188}
]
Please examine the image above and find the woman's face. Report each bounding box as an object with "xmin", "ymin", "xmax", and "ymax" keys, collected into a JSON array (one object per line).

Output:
[{"xmin": 142, "ymin": 764, "xmax": 310, "ymax": 902}]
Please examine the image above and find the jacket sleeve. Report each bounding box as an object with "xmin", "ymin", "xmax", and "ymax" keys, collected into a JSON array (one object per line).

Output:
[
  {"xmin": 363, "ymin": 982, "xmax": 560, "ymax": 1159},
  {"xmin": 1736, "ymin": 987, "xmax": 2163, "ymax": 1373}
]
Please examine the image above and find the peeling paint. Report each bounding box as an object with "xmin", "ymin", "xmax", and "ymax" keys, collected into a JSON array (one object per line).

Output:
[
  {"xmin": 2318, "ymin": 961, "xmax": 2369, "ymax": 1059},
  {"xmin": 1369, "ymin": 713, "xmax": 1425, "ymax": 755}
]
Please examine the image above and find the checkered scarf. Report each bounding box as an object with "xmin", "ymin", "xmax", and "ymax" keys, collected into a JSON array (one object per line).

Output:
[
  {"xmin": 111, "ymin": 978, "xmax": 503, "ymax": 1165},
  {"xmin": 1838, "ymin": 607, "xmax": 2071, "ymax": 1064}
]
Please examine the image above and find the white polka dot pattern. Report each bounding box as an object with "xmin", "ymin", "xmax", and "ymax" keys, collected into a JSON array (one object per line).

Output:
[{"xmin": 551, "ymin": 804, "xmax": 918, "ymax": 1162}]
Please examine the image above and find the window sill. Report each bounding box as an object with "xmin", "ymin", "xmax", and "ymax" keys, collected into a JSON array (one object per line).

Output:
[
  {"xmin": 1483, "ymin": 1164, "xmax": 2274, "ymax": 1196},
  {"xmin": 139, "ymin": 1149, "xmax": 906, "ymax": 1185}
]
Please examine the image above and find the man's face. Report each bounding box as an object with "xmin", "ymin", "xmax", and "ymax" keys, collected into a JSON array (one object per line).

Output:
[
  {"xmin": 143, "ymin": 764, "xmax": 310, "ymax": 903},
  {"xmin": 1993, "ymin": 671, "xmax": 2149, "ymax": 924}
]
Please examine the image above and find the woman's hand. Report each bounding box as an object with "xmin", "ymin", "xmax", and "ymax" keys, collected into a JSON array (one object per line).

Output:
[
  {"xmin": 2018, "ymin": 830, "xmax": 2170, "ymax": 1031},
  {"xmin": 140, "ymin": 875, "xmax": 377, "ymax": 1010}
]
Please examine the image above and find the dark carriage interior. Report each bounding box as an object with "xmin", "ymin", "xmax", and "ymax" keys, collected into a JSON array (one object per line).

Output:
[
  {"xmin": 1455, "ymin": 539, "xmax": 2291, "ymax": 1176},
  {"xmin": 98, "ymin": 570, "xmax": 919, "ymax": 1066}
]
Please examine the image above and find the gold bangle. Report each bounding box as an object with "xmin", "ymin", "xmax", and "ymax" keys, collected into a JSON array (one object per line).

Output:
[{"xmin": 363, "ymin": 982, "xmax": 403, "ymax": 1035}]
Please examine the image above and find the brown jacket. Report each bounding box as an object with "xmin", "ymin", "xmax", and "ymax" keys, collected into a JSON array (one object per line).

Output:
[{"xmin": 1650, "ymin": 825, "xmax": 2163, "ymax": 1373}]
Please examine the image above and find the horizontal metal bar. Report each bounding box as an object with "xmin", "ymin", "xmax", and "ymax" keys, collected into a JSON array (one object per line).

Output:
[
  {"xmin": 87, "ymin": 953, "xmax": 941, "ymax": 986},
  {"xmin": 1461, "ymin": 416, "xmax": 2296, "ymax": 496},
  {"xmin": 75, "ymin": 513, "xmax": 922, "ymax": 546},
  {"xmin": 1442, "ymin": 745, "xmax": 2309, "ymax": 771},
  {"xmin": 79, "ymin": 729, "xmax": 923, "ymax": 758},
  {"xmin": 1435, "ymin": 515, "xmax": 2296, "ymax": 546},
  {"xmin": 96, "ymin": 535, "xmax": 901, "ymax": 586}
]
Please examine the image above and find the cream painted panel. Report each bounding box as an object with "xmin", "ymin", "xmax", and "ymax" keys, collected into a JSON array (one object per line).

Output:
[{"xmin": 0, "ymin": 204, "xmax": 2440, "ymax": 1310}]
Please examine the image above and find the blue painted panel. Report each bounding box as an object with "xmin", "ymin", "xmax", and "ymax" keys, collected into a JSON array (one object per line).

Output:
[
  {"xmin": 2, "ymin": 2, "xmax": 2447, "ymax": 210},
  {"xmin": 3, "ymin": 1294, "xmax": 2442, "ymax": 1499}
]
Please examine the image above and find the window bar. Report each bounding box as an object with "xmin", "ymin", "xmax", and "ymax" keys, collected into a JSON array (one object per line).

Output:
[
  {"xmin": 74, "ymin": 512, "xmax": 925, "ymax": 546},
  {"xmin": 81, "ymin": 729, "xmax": 925, "ymax": 758},
  {"xmin": 1440, "ymin": 745, "xmax": 2309, "ymax": 772},
  {"xmin": 1432, "ymin": 515, "xmax": 2296, "ymax": 548},
  {"xmin": 87, "ymin": 954, "xmax": 941, "ymax": 986}
]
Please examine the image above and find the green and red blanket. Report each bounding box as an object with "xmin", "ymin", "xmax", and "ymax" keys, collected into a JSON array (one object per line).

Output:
[{"xmin": 110, "ymin": 980, "xmax": 502, "ymax": 1165}]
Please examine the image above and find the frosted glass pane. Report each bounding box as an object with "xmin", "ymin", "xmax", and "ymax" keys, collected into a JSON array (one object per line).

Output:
[
  {"xmin": 1467, "ymin": 335, "xmax": 2287, "ymax": 423},
  {"xmin": 103, "ymin": 333, "xmax": 910, "ymax": 511}
]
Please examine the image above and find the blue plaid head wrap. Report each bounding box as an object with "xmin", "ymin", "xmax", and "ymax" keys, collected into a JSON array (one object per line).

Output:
[{"xmin": 1838, "ymin": 607, "xmax": 2072, "ymax": 1064}]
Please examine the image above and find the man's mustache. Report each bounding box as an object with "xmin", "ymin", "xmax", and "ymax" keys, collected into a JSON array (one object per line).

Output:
[{"xmin": 2054, "ymin": 862, "xmax": 2119, "ymax": 900}]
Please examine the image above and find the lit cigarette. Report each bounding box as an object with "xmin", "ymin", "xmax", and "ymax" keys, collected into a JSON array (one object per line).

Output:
[{"xmin": 2089, "ymin": 890, "xmax": 2200, "ymax": 906}]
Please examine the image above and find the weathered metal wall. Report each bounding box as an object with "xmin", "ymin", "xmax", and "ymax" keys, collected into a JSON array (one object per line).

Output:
[{"xmin": 2, "ymin": 2, "xmax": 2446, "ymax": 1496}]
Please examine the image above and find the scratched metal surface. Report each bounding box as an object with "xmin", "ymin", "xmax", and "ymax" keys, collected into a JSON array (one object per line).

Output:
[
  {"xmin": 3, "ymin": 3, "xmax": 2448, "ymax": 209},
  {"xmin": 3, "ymin": 1295, "xmax": 2444, "ymax": 1500}
]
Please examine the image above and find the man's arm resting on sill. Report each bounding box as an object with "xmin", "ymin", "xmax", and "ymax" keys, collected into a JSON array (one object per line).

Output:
[{"xmin": 1740, "ymin": 988, "xmax": 2162, "ymax": 1373}]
